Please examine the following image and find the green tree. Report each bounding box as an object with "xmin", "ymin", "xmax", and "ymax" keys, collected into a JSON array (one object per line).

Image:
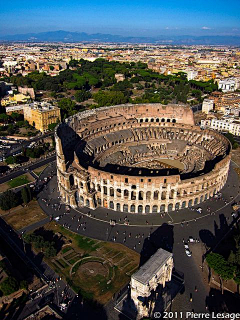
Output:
[
  {"xmin": 206, "ymin": 252, "xmax": 236, "ymax": 293},
  {"xmin": 58, "ymin": 98, "xmax": 77, "ymax": 118},
  {"xmin": 21, "ymin": 187, "xmax": 29, "ymax": 205},
  {"xmin": 0, "ymin": 190, "xmax": 20, "ymax": 211},
  {"xmin": 0, "ymin": 277, "xmax": 19, "ymax": 296},
  {"xmin": 75, "ymin": 90, "xmax": 91, "ymax": 103},
  {"xmin": 5, "ymin": 156, "xmax": 17, "ymax": 165},
  {"xmin": 45, "ymin": 246, "xmax": 57, "ymax": 258}
]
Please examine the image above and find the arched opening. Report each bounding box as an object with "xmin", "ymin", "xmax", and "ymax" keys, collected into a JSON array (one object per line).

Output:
[
  {"xmin": 152, "ymin": 205, "xmax": 158, "ymax": 213},
  {"xmin": 146, "ymin": 191, "xmax": 151, "ymax": 201},
  {"xmin": 103, "ymin": 186, "xmax": 107, "ymax": 195},
  {"xmin": 79, "ymin": 196, "xmax": 84, "ymax": 205},
  {"xmin": 175, "ymin": 202, "xmax": 180, "ymax": 210},
  {"xmin": 167, "ymin": 119, "xmax": 170, "ymax": 122},
  {"xmin": 69, "ymin": 174, "xmax": 74, "ymax": 187},
  {"xmin": 154, "ymin": 191, "xmax": 159, "ymax": 200},
  {"xmin": 138, "ymin": 205, "xmax": 143, "ymax": 213},
  {"xmin": 161, "ymin": 118, "xmax": 165, "ymax": 122},
  {"xmin": 109, "ymin": 201, "xmax": 114, "ymax": 209},
  {"xmin": 145, "ymin": 118, "xmax": 149, "ymax": 122},
  {"xmin": 200, "ymin": 195, "xmax": 204, "ymax": 202},
  {"xmin": 169, "ymin": 190, "xmax": 174, "ymax": 199},
  {"xmin": 172, "ymin": 119, "xmax": 176, "ymax": 123},
  {"xmin": 123, "ymin": 204, "xmax": 128, "ymax": 212},
  {"xmin": 161, "ymin": 191, "xmax": 166, "ymax": 200},
  {"xmin": 151, "ymin": 118, "xmax": 154, "ymax": 122},
  {"xmin": 205, "ymin": 194, "xmax": 208, "ymax": 200},
  {"xmin": 116, "ymin": 203, "xmax": 121, "ymax": 211},
  {"xmin": 130, "ymin": 204, "xmax": 135, "ymax": 213},
  {"xmin": 194, "ymin": 198, "xmax": 198, "ymax": 205},
  {"xmin": 168, "ymin": 203, "xmax": 173, "ymax": 212},
  {"xmin": 188, "ymin": 199, "xmax": 193, "ymax": 207},
  {"xmin": 131, "ymin": 191, "xmax": 136, "ymax": 200},
  {"xmin": 182, "ymin": 201, "xmax": 186, "ymax": 208},
  {"xmin": 86, "ymin": 199, "xmax": 90, "ymax": 207},
  {"xmin": 156, "ymin": 118, "xmax": 159, "ymax": 122},
  {"xmin": 160, "ymin": 204, "xmax": 165, "ymax": 213},
  {"xmin": 145, "ymin": 205, "xmax": 150, "ymax": 213},
  {"xmin": 124, "ymin": 190, "xmax": 129, "ymax": 198},
  {"xmin": 110, "ymin": 187, "xmax": 114, "ymax": 197},
  {"xmin": 97, "ymin": 198, "xmax": 101, "ymax": 205},
  {"xmin": 139, "ymin": 191, "xmax": 144, "ymax": 200}
]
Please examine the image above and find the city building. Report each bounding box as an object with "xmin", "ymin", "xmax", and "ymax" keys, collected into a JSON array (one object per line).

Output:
[
  {"xmin": 201, "ymin": 118, "xmax": 240, "ymax": 136},
  {"xmin": 202, "ymin": 99, "xmax": 214, "ymax": 114},
  {"xmin": 55, "ymin": 103, "xmax": 231, "ymax": 213},
  {"xmin": 24, "ymin": 102, "xmax": 61, "ymax": 132},
  {"xmin": 218, "ymin": 78, "xmax": 238, "ymax": 92},
  {"xmin": 1, "ymin": 93, "xmax": 31, "ymax": 106}
]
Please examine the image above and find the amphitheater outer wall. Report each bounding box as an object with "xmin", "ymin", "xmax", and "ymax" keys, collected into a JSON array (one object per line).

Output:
[{"xmin": 55, "ymin": 103, "xmax": 231, "ymax": 214}]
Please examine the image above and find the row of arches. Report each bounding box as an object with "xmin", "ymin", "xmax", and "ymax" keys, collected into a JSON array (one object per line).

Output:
[
  {"xmin": 139, "ymin": 118, "xmax": 176, "ymax": 124},
  {"xmin": 95, "ymin": 190, "xmax": 216, "ymax": 213}
]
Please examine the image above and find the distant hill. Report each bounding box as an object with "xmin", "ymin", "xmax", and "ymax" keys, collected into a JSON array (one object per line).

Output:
[{"xmin": 0, "ymin": 30, "xmax": 240, "ymax": 45}]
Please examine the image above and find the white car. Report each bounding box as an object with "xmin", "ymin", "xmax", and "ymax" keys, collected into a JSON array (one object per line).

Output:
[
  {"xmin": 188, "ymin": 236, "xmax": 195, "ymax": 243},
  {"xmin": 185, "ymin": 248, "xmax": 192, "ymax": 257}
]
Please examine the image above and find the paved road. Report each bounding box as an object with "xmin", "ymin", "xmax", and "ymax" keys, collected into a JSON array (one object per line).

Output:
[
  {"xmin": 35, "ymin": 160, "xmax": 240, "ymax": 318},
  {"xmin": 0, "ymin": 154, "xmax": 56, "ymax": 184}
]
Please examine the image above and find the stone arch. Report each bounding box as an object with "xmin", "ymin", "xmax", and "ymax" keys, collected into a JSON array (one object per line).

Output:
[
  {"xmin": 139, "ymin": 191, "xmax": 144, "ymax": 200},
  {"xmin": 130, "ymin": 204, "xmax": 135, "ymax": 213},
  {"xmin": 146, "ymin": 191, "xmax": 151, "ymax": 201},
  {"xmin": 116, "ymin": 203, "xmax": 121, "ymax": 211},
  {"xmin": 110, "ymin": 187, "xmax": 114, "ymax": 197},
  {"xmin": 154, "ymin": 191, "xmax": 159, "ymax": 200},
  {"xmin": 161, "ymin": 191, "xmax": 166, "ymax": 200},
  {"xmin": 123, "ymin": 204, "xmax": 128, "ymax": 212},
  {"xmin": 152, "ymin": 205, "xmax": 158, "ymax": 213},
  {"xmin": 160, "ymin": 204, "xmax": 165, "ymax": 212},
  {"xmin": 124, "ymin": 189, "xmax": 129, "ymax": 198},
  {"xmin": 175, "ymin": 202, "xmax": 180, "ymax": 210},
  {"xmin": 131, "ymin": 191, "xmax": 136, "ymax": 200},
  {"xmin": 79, "ymin": 196, "xmax": 84, "ymax": 205},
  {"xmin": 145, "ymin": 205, "xmax": 150, "ymax": 213},
  {"xmin": 109, "ymin": 201, "xmax": 114, "ymax": 209},
  {"xmin": 169, "ymin": 190, "xmax": 174, "ymax": 199},
  {"xmin": 188, "ymin": 199, "xmax": 193, "ymax": 207},
  {"xmin": 138, "ymin": 205, "xmax": 143, "ymax": 213}
]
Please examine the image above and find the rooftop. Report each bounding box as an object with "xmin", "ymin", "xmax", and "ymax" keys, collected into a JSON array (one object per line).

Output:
[{"xmin": 132, "ymin": 248, "xmax": 173, "ymax": 285}]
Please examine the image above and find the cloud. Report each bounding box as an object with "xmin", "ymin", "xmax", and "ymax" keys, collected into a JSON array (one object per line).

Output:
[{"xmin": 202, "ymin": 26, "xmax": 211, "ymax": 30}]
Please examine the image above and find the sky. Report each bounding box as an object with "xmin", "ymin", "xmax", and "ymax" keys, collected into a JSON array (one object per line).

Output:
[{"xmin": 0, "ymin": 0, "xmax": 240, "ymax": 36}]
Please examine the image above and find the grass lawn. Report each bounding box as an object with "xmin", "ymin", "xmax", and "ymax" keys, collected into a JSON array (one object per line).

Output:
[
  {"xmin": 0, "ymin": 173, "xmax": 35, "ymax": 193},
  {"xmin": 33, "ymin": 164, "xmax": 49, "ymax": 176},
  {"xmin": 27, "ymin": 222, "xmax": 140, "ymax": 304},
  {"xmin": 3, "ymin": 200, "xmax": 47, "ymax": 230}
]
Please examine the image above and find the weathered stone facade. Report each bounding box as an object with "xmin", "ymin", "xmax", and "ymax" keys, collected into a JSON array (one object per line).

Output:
[
  {"xmin": 130, "ymin": 248, "xmax": 173, "ymax": 318},
  {"xmin": 55, "ymin": 103, "xmax": 231, "ymax": 214}
]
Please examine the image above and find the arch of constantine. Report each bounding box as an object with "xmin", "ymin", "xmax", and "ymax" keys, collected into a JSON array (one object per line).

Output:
[{"xmin": 55, "ymin": 103, "xmax": 231, "ymax": 214}]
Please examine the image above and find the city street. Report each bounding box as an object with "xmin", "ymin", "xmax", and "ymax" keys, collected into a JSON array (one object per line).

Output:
[{"xmin": 33, "ymin": 160, "xmax": 240, "ymax": 317}]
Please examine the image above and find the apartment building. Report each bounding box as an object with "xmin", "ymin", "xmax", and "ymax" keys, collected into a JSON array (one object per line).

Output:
[
  {"xmin": 201, "ymin": 118, "xmax": 240, "ymax": 136},
  {"xmin": 23, "ymin": 102, "xmax": 61, "ymax": 133}
]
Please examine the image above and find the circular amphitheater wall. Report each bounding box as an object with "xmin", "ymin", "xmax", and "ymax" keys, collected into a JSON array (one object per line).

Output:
[{"xmin": 55, "ymin": 103, "xmax": 231, "ymax": 214}]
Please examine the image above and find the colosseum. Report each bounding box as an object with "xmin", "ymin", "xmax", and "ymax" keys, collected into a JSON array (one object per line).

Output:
[{"xmin": 55, "ymin": 103, "xmax": 231, "ymax": 214}]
